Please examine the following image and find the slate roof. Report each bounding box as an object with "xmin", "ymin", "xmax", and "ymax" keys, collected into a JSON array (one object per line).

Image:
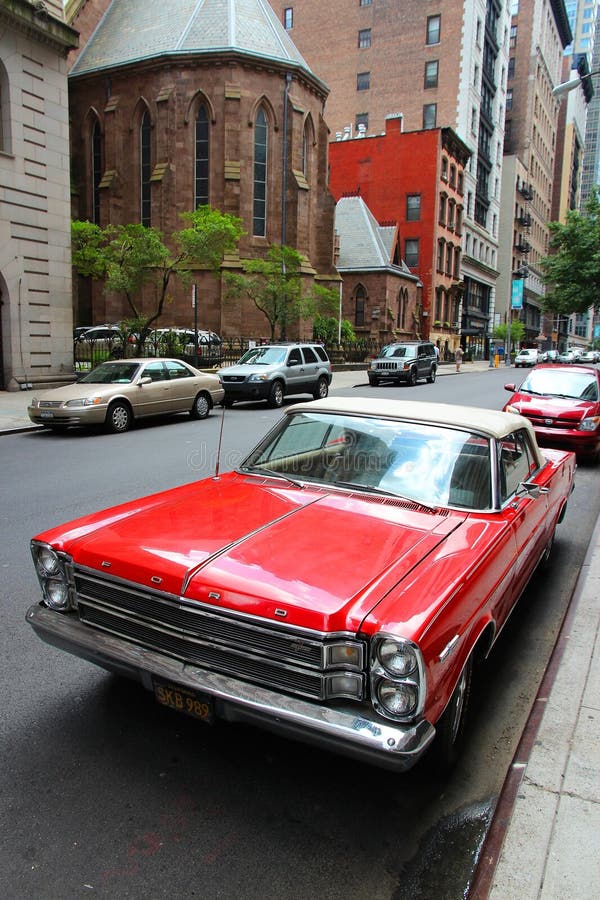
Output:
[
  {"xmin": 70, "ymin": 0, "xmax": 322, "ymax": 87},
  {"xmin": 335, "ymin": 196, "xmax": 412, "ymax": 275}
]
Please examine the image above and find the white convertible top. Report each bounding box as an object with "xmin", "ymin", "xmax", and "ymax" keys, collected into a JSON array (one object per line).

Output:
[{"xmin": 288, "ymin": 398, "xmax": 546, "ymax": 466}]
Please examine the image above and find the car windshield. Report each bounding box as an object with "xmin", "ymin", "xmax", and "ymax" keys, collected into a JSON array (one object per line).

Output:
[
  {"xmin": 242, "ymin": 411, "xmax": 492, "ymax": 510},
  {"xmin": 238, "ymin": 347, "xmax": 287, "ymax": 365},
  {"xmin": 380, "ymin": 344, "xmax": 412, "ymax": 359},
  {"xmin": 79, "ymin": 362, "xmax": 141, "ymax": 384},
  {"xmin": 520, "ymin": 369, "xmax": 598, "ymax": 401}
]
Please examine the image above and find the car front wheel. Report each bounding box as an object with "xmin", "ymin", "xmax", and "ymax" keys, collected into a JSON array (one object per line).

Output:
[
  {"xmin": 190, "ymin": 391, "xmax": 211, "ymax": 420},
  {"xmin": 313, "ymin": 376, "xmax": 329, "ymax": 400},
  {"xmin": 268, "ymin": 380, "xmax": 284, "ymax": 408},
  {"xmin": 106, "ymin": 400, "xmax": 132, "ymax": 434},
  {"xmin": 429, "ymin": 655, "xmax": 473, "ymax": 772}
]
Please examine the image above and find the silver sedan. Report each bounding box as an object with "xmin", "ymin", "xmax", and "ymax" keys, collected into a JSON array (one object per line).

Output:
[{"xmin": 28, "ymin": 358, "xmax": 224, "ymax": 433}]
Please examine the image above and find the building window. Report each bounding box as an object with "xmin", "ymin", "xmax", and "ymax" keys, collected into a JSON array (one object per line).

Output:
[
  {"xmin": 508, "ymin": 57, "xmax": 515, "ymax": 79},
  {"xmin": 92, "ymin": 120, "xmax": 102, "ymax": 225},
  {"xmin": 506, "ymin": 89, "xmax": 513, "ymax": 111},
  {"xmin": 439, "ymin": 194, "xmax": 447, "ymax": 225},
  {"xmin": 406, "ymin": 194, "xmax": 421, "ymax": 221},
  {"xmin": 355, "ymin": 285, "xmax": 366, "ymax": 326},
  {"xmin": 195, "ymin": 104, "xmax": 209, "ymax": 208},
  {"xmin": 424, "ymin": 60, "xmax": 439, "ymax": 88},
  {"xmin": 253, "ymin": 107, "xmax": 268, "ymax": 237},
  {"xmin": 397, "ymin": 288, "xmax": 407, "ymax": 329},
  {"xmin": 355, "ymin": 112, "xmax": 368, "ymax": 132},
  {"xmin": 437, "ymin": 239, "xmax": 445, "ymax": 272},
  {"xmin": 510, "ymin": 25, "xmax": 517, "ymax": 48},
  {"xmin": 426, "ymin": 15, "xmax": 441, "ymax": 45},
  {"xmin": 0, "ymin": 60, "xmax": 10, "ymax": 154},
  {"xmin": 358, "ymin": 29, "xmax": 371, "ymax": 48},
  {"xmin": 404, "ymin": 239, "xmax": 419, "ymax": 268},
  {"xmin": 284, "ymin": 8, "xmax": 293, "ymax": 30},
  {"xmin": 359, "ymin": 0, "xmax": 372, "ymax": 6},
  {"xmin": 457, "ymin": 171, "xmax": 464, "ymax": 193},
  {"xmin": 140, "ymin": 109, "xmax": 152, "ymax": 227},
  {"xmin": 357, "ymin": 71, "xmax": 370, "ymax": 91},
  {"xmin": 441, "ymin": 156, "xmax": 448, "ymax": 180},
  {"xmin": 423, "ymin": 103, "xmax": 437, "ymax": 129},
  {"xmin": 449, "ymin": 165, "xmax": 456, "ymax": 187}
]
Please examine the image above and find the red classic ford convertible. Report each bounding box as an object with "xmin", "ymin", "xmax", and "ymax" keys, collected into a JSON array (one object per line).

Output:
[{"xmin": 27, "ymin": 399, "xmax": 575, "ymax": 771}]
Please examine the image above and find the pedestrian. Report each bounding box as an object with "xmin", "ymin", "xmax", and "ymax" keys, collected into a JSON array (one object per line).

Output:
[
  {"xmin": 455, "ymin": 346, "xmax": 463, "ymax": 373},
  {"xmin": 435, "ymin": 343, "xmax": 440, "ymax": 362}
]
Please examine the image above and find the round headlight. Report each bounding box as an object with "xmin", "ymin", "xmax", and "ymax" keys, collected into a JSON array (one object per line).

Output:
[
  {"xmin": 377, "ymin": 680, "xmax": 418, "ymax": 717},
  {"xmin": 36, "ymin": 545, "xmax": 61, "ymax": 577},
  {"xmin": 378, "ymin": 639, "xmax": 417, "ymax": 676},
  {"xmin": 44, "ymin": 579, "xmax": 71, "ymax": 611}
]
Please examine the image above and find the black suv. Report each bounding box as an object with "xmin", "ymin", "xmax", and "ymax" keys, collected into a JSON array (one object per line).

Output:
[
  {"xmin": 368, "ymin": 341, "xmax": 437, "ymax": 386},
  {"xmin": 218, "ymin": 343, "xmax": 332, "ymax": 407}
]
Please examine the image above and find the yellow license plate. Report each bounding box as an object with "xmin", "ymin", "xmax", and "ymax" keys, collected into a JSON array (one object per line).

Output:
[{"xmin": 153, "ymin": 679, "xmax": 213, "ymax": 723}]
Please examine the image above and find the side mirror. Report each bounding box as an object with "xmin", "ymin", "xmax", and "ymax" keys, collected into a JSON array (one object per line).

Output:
[
  {"xmin": 288, "ymin": 359, "xmax": 298, "ymax": 367},
  {"xmin": 504, "ymin": 383, "xmax": 516, "ymax": 392},
  {"xmin": 139, "ymin": 376, "xmax": 152, "ymax": 386},
  {"xmin": 516, "ymin": 481, "xmax": 550, "ymax": 499}
]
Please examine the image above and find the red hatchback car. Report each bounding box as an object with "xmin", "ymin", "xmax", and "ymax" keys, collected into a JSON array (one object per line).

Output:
[{"xmin": 504, "ymin": 364, "xmax": 600, "ymax": 462}]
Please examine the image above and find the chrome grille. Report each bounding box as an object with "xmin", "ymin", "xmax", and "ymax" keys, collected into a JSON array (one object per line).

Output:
[
  {"xmin": 375, "ymin": 361, "xmax": 399, "ymax": 371},
  {"xmin": 39, "ymin": 400, "xmax": 64, "ymax": 408},
  {"xmin": 73, "ymin": 569, "xmax": 365, "ymax": 701}
]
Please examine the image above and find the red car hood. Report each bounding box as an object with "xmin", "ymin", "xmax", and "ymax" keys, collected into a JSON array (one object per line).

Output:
[
  {"xmin": 37, "ymin": 472, "xmax": 467, "ymax": 633},
  {"xmin": 508, "ymin": 391, "xmax": 596, "ymax": 423}
]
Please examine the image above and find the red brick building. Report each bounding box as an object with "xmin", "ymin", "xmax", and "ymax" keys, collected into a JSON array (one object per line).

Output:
[
  {"xmin": 66, "ymin": 0, "xmax": 338, "ymax": 338},
  {"xmin": 330, "ymin": 117, "xmax": 470, "ymax": 354}
]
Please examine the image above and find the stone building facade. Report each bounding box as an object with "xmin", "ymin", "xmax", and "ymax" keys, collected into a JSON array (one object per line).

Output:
[
  {"xmin": 0, "ymin": 1, "xmax": 78, "ymax": 390},
  {"xmin": 66, "ymin": 0, "xmax": 338, "ymax": 340}
]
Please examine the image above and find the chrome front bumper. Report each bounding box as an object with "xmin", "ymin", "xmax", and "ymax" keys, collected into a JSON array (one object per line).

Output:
[{"xmin": 26, "ymin": 603, "xmax": 435, "ymax": 771}]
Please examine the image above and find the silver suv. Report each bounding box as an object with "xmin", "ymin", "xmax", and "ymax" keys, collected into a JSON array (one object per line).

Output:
[
  {"xmin": 218, "ymin": 343, "xmax": 332, "ymax": 408},
  {"xmin": 369, "ymin": 341, "xmax": 437, "ymax": 386}
]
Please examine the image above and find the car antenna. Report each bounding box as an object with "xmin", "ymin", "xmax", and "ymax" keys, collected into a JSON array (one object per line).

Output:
[{"xmin": 214, "ymin": 400, "xmax": 227, "ymax": 479}]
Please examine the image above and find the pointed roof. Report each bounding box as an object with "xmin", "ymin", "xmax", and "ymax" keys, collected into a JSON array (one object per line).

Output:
[
  {"xmin": 70, "ymin": 0, "xmax": 324, "ymax": 91},
  {"xmin": 335, "ymin": 196, "xmax": 413, "ymax": 275}
]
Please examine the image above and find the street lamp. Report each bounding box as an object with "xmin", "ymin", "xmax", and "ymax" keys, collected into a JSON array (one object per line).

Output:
[{"xmin": 552, "ymin": 69, "xmax": 599, "ymax": 99}]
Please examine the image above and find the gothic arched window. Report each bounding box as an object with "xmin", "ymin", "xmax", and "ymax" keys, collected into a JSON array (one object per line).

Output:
[
  {"xmin": 253, "ymin": 107, "xmax": 268, "ymax": 236},
  {"xmin": 195, "ymin": 104, "xmax": 209, "ymax": 208},
  {"xmin": 140, "ymin": 109, "xmax": 152, "ymax": 226}
]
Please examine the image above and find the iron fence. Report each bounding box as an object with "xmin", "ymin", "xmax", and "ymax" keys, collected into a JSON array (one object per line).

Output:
[{"xmin": 73, "ymin": 333, "xmax": 380, "ymax": 371}]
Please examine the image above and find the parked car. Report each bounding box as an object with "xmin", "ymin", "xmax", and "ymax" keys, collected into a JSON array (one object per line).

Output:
[
  {"xmin": 27, "ymin": 398, "xmax": 575, "ymax": 771},
  {"xmin": 218, "ymin": 342, "xmax": 332, "ymax": 407},
  {"xmin": 27, "ymin": 358, "xmax": 224, "ymax": 433},
  {"xmin": 504, "ymin": 363, "xmax": 600, "ymax": 462},
  {"xmin": 580, "ymin": 350, "xmax": 599, "ymax": 364},
  {"xmin": 538, "ymin": 349, "xmax": 559, "ymax": 363},
  {"xmin": 368, "ymin": 341, "xmax": 437, "ymax": 386},
  {"xmin": 514, "ymin": 348, "xmax": 539, "ymax": 367},
  {"xmin": 558, "ymin": 349, "xmax": 581, "ymax": 364}
]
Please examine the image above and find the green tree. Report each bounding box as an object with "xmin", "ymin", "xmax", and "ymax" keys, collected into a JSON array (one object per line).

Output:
[
  {"xmin": 493, "ymin": 320, "xmax": 526, "ymax": 344},
  {"xmin": 313, "ymin": 314, "xmax": 356, "ymax": 344},
  {"xmin": 540, "ymin": 188, "xmax": 600, "ymax": 315},
  {"xmin": 224, "ymin": 244, "xmax": 339, "ymax": 340},
  {"xmin": 71, "ymin": 207, "xmax": 244, "ymax": 351}
]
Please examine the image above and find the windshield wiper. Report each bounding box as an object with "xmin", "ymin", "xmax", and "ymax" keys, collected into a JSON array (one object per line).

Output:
[
  {"xmin": 240, "ymin": 466, "xmax": 304, "ymax": 488},
  {"xmin": 333, "ymin": 481, "xmax": 438, "ymax": 510}
]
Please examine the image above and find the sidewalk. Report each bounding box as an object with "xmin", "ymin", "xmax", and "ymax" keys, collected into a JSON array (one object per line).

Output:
[
  {"xmin": 3, "ymin": 360, "xmax": 599, "ymax": 899},
  {"xmin": 469, "ymin": 507, "xmax": 600, "ymax": 899}
]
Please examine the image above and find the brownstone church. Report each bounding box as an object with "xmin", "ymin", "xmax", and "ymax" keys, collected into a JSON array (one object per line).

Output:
[{"xmin": 67, "ymin": 0, "xmax": 338, "ymax": 338}]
